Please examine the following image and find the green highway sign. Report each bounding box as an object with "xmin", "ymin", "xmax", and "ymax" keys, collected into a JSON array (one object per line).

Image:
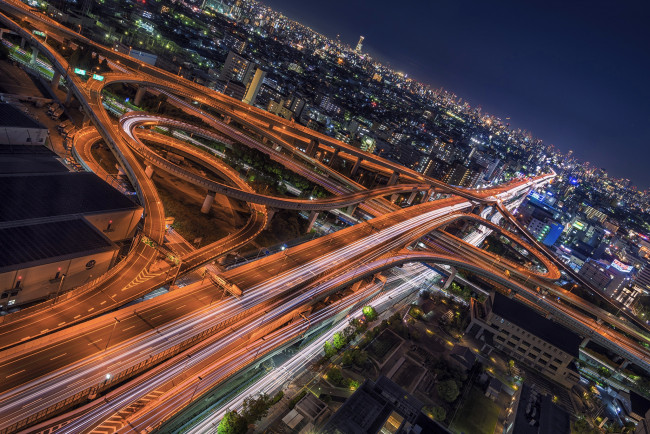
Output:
[
  {"xmin": 92, "ymin": 74, "xmax": 104, "ymax": 81},
  {"xmin": 32, "ymin": 30, "xmax": 46, "ymax": 37},
  {"xmin": 73, "ymin": 68, "xmax": 86, "ymax": 75}
]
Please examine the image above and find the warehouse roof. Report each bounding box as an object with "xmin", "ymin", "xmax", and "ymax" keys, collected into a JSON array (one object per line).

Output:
[
  {"xmin": 0, "ymin": 218, "xmax": 116, "ymax": 271},
  {"xmin": 0, "ymin": 172, "xmax": 140, "ymax": 224},
  {"xmin": 0, "ymin": 103, "xmax": 46, "ymax": 129}
]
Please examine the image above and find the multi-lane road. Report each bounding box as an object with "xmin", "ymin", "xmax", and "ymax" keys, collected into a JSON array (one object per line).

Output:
[{"xmin": 2, "ymin": 3, "xmax": 647, "ymax": 433}]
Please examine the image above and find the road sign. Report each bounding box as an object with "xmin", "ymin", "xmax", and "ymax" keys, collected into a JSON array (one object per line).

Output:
[
  {"xmin": 92, "ymin": 73, "xmax": 104, "ymax": 81},
  {"xmin": 32, "ymin": 30, "xmax": 46, "ymax": 37},
  {"xmin": 73, "ymin": 68, "xmax": 86, "ymax": 75}
]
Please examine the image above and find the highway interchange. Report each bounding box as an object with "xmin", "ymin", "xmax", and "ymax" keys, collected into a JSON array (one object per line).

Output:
[{"xmin": 0, "ymin": 2, "xmax": 649, "ymax": 432}]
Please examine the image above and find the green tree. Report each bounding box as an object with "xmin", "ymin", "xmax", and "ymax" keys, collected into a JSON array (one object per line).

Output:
[
  {"xmin": 217, "ymin": 410, "xmax": 247, "ymax": 434},
  {"xmin": 362, "ymin": 305, "xmax": 378, "ymax": 321},
  {"xmin": 323, "ymin": 341, "xmax": 336, "ymax": 358},
  {"xmin": 436, "ymin": 379, "xmax": 460, "ymax": 403},
  {"xmin": 242, "ymin": 393, "xmax": 270, "ymax": 422},
  {"xmin": 332, "ymin": 332, "xmax": 345, "ymax": 350},
  {"xmin": 326, "ymin": 367, "xmax": 345, "ymax": 387},
  {"xmin": 424, "ymin": 406, "xmax": 446, "ymax": 421}
]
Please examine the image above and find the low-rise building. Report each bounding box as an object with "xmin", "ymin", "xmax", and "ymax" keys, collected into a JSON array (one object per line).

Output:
[{"xmin": 0, "ymin": 103, "xmax": 49, "ymax": 146}]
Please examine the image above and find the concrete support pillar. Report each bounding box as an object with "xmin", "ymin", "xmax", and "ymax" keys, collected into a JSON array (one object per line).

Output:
[
  {"xmin": 346, "ymin": 204, "xmax": 357, "ymax": 215},
  {"xmin": 388, "ymin": 171, "xmax": 399, "ymax": 186},
  {"xmin": 82, "ymin": 113, "xmax": 91, "ymax": 127},
  {"xmin": 390, "ymin": 194, "xmax": 399, "ymax": 203},
  {"xmin": 65, "ymin": 87, "xmax": 73, "ymax": 106},
  {"xmin": 442, "ymin": 266, "xmax": 457, "ymax": 290},
  {"xmin": 201, "ymin": 191, "xmax": 215, "ymax": 214},
  {"xmin": 30, "ymin": 46, "xmax": 38, "ymax": 64},
  {"xmin": 317, "ymin": 152, "xmax": 325, "ymax": 162},
  {"xmin": 407, "ymin": 190, "xmax": 418, "ymax": 204},
  {"xmin": 145, "ymin": 165, "xmax": 154, "ymax": 178},
  {"xmin": 134, "ymin": 86, "xmax": 146, "ymax": 107},
  {"xmin": 224, "ymin": 115, "xmax": 232, "ymax": 124},
  {"xmin": 265, "ymin": 208, "xmax": 276, "ymax": 229},
  {"xmin": 328, "ymin": 148, "xmax": 339, "ymax": 167},
  {"xmin": 620, "ymin": 360, "xmax": 630, "ymax": 370},
  {"xmin": 20, "ymin": 37, "xmax": 26, "ymax": 49},
  {"xmin": 306, "ymin": 139, "xmax": 318, "ymax": 157},
  {"xmin": 350, "ymin": 157, "xmax": 362, "ymax": 176},
  {"xmin": 51, "ymin": 71, "xmax": 61, "ymax": 90},
  {"xmin": 306, "ymin": 210, "xmax": 319, "ymax": 233},
  {"xmin": 427, "ymin": 188, "xmax": 435, "ymax": 201}
]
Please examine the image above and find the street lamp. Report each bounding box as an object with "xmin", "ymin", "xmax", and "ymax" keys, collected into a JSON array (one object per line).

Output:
[
  {"xmin": 104, "ymin": 317, "xmax": 121, "ymax": 353},
  {"xmin": 52, "ymin": 273, "xmax": 66, "ymax": 306},
  {"xmin": 189, "ymin": 376, "xmax": 203, "ymax": 404}
]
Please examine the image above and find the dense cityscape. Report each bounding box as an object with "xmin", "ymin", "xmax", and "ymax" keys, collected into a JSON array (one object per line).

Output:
[{"xmin": 0, "ymin": 0, "xmax": 649, "ymax": 433}]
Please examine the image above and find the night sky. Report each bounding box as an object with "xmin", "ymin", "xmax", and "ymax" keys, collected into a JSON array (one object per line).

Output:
[{"xmin": 264, "ymin": 0, "xmax": 650, "ymax": 188}]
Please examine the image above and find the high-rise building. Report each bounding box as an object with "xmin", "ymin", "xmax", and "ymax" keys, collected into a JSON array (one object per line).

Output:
[
  {"xmin": 355, "ymin": 35, "xmax": 364, "ymax": 53},
  {"xmin": 220, "ymin": 51, "xmax": 255, "ymax": 84},
  {"xmin": 243, "ymin": 68, "xmax": 266, "ymax": 105}
]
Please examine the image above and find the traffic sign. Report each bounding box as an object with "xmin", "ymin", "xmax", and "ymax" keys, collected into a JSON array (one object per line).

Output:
[
  {"xmin": 73, "ymin": 68, "xmax": 86, "ymax": 75},
  {"xmin": 92, "ymin": 73, "xmax": 104, "ymax": 81}
]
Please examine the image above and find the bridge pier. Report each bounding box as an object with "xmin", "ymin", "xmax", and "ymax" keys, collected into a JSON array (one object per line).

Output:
[
  {"xmin": 306, "ymin": 210, "xmax": 319, "ymax": 233},
  {"xmin": 442, "ymin": 266, "xmax": 457, "ymax": 290},
  {"xmin": 30, "ymin": 46, "xmax": 39, "ymax": 64},
  {"xmin": 64, "ymin": 86, "xmax": 73, "ymax": 106},
  {"xmin": 350, "ymin": 157, "xmax": 362, "ymax": 176},
  {"xmin": 328, "ymin": 148, "xmax": 339, "ymax": 167},
  {"xmin": 265, "ymin": 208, "xmax": 277, "ymax": 229},
  {"xmin": 387, "ymin": 171, "xmax": 399, "ymax": 186},
  {"xmin": 20, "ymin": 37, "xmax": 25, "ymax": 49},
  {"xmin": 51, "ymin": 71, "xmax": 61, "ymax": 91},
  {"xmin": 426, "ymin": 188, "xmax": 435, "ymax": 202},
  {"xmin": 145, "ymin": 165, "xmax": 154, "ymax": 179},
  {"xmin": 134, "ymin": 87, "xmax": 147, "ymax": 106},
  {"xmin": 201, "ymin": 191, "xmax": 216, "ymax": 214},
  {"xmin": 306, "ymin": 139, "xmax": 318, "ymax": 157},
  {"xmin": 346, "ymin": 204, "xmax": 357, "ymax": 215},
  {"xmin": 82, "ymin": 113, "xmax": 91, "ymax": 127},
  {"xmin": 307, "ymin": 139, "xmax": 318, "ymax": 157},
  {"xmin": 390, "ymin": 194, "xmax": 399, "ymax": 203},
  {"xmin": 224, "ymin": 115, "xmax": 232, "ymax": 124},
  {"xmin": 407, "ymin": 190, "xmax": 418, "ymax": 205},
  {"xmin": 317, "ymin": 151, "xmax": 325, "ymax": 162}
]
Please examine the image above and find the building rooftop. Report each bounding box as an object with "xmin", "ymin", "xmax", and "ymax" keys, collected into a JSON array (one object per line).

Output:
[
  {"xmin": 491, "ymin": 292, "xmax": 582, "ymax": 357},
  {"xmin": 0, "ymin": 172, "xmax": 140, "ymax": 224},
  {"xmin": 0, "ymin": 103, "xmax": 46, "ymax": 129},
  {"xmin": 0, "ymin": 144, "xmax": 68, "ymax": 174},
  {"xmin": 0, "ymin": 218, "xmax": 115, "ymax": 272}
]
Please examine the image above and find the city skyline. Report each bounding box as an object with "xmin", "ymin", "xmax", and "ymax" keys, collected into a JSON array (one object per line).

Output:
[{"xmin": 265, "ymin": 0, "xmax": 650, "ymax": 189}]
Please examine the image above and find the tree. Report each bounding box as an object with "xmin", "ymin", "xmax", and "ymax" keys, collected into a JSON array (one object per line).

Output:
[
  {"xmin": 362, "ymin": 305, "xmax": 378, "ymax": 321},
  {"xmin": 436, "ymin": 379, "xmax": 460, "ymax": 403},
  {"xmin": 326, "ymin": 367, "xmax": 345, "ymax": 387},
  {"xmin": 323, "ymin": 341, "xmax": 336, "ymax": 358},
  {"xmin": 242, "ymin": 393, "xmax": 270, "ymax": 422},
  {"xmin": 424, "ymin": 406, "xmax": 446, "ymax": 421},
  {"xmin": 332, "ymin": 332, "xmax": 345, "ymax": 350},
  {"xmin": 217, "ymin": 410, "xmax": 247, "ymax": 434}
]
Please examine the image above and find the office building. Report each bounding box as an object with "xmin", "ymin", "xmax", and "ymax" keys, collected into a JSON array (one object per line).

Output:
[
  {"xmin": 220, "ymin": 51, "xmax": 255, "ymax": 84},
  {"xmin": 223, "ymin": 80, "xmax": 247, "ymax": 101},
  {"xmin": 355, "ymin": 35, "xmax": 364, "ymax": 53},
  {"xmin": 243, "ymin": 68, "xmax": 266, "ymax": 105},
  {"xmin": 466, "ymin": 292, "xmax": 583, "ymax": 387}
]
